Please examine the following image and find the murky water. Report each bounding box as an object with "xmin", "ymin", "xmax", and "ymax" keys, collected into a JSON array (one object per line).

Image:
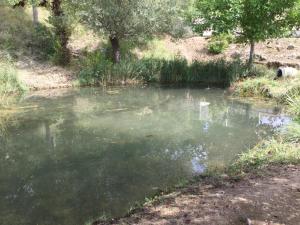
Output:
[{"xmin": 0, "ymin": 86, "xmax": 290, "ymax": 225}]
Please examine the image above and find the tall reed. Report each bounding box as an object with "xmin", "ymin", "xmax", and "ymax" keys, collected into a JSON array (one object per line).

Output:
[{"xmin": 78, "ymin": 52, "xmax": 246, "ymax": 87}]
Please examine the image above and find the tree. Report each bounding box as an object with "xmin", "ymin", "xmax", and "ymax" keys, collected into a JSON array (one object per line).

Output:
[
  {"xmin": 49, "ymin": 0, "xmax": 72, "ymax": 65},
  {"xmin": 71, "ymin": 0, "xmax": 188, "ymax": 63},
  {"xmin": 6, "ymin": 0, "xmax": 72, "ymax": 65},
  {"xmin": 193, "ymin": 0, "xmax": 300, "ymax": 68}
]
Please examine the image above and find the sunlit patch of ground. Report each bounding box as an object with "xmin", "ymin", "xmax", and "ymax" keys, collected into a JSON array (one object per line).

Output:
[{"xmin": 96, "ymin": 165, "xmax": 300, "ymax": 225}]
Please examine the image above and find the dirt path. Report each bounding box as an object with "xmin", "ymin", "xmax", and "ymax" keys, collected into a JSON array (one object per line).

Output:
[
  {"xmin": 15, "ymin": 57, "xmax": 76, "ymax": 90},
  {"xmin": 97, "ymin": 165, "xmax": 300, "ymax": 225}
]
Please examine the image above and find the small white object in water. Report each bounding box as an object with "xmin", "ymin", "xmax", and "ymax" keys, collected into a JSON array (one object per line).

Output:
[{"xmin": 199, "ymin": 102, "xmax": 210, "ymax": 107}]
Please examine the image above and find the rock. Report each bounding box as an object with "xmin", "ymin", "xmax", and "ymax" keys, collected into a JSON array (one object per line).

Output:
[
  {"xmin": 293, "ymin": 30, "xmax": 300, "ymax": 38},
  {"xmin": 254, "ymin": 54, "xmax": 266, "ymax": 61},
  {"xmin": 287, "ymin": 45, "xmax": 295, "ymax": 50}
]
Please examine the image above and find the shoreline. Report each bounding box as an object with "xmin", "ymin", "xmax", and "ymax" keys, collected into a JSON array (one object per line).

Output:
[
  {"xmin": 2, "ymin": 63, "xmax": 300, "ymax": 225},
  {"xmin": 92, "ymin": 164, "xmax": 300, "ymax": 225}
]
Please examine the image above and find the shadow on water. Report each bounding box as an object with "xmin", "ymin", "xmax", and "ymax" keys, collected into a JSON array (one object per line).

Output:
[{"xmin": 0, "ymin": 86, "xmax": 291, "ymax": 225}]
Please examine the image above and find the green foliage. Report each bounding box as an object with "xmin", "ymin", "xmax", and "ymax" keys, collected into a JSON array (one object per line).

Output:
[
  {"xmin": 71, "ymin": 0, "xmax": 187, "ymax": 39},
  {"xmin": 282, "ymin": 122, "xmax": 300, "ymax": 143},
  {"xmin": 208, "ymin": 41, "xmax": 228, "ymax": 55},
  {"xmin": 229, "ymin": 138, "xmax": 300, "ymax": 175},
  {"xmin": 194, "ymin": 0, "xmax": 300, "ymax": 42},
  {"xmin": 207, "ymin": 33, "xmax": 234, "ymax": 54},
  {"xmin": 160, "ymin": 58, "xmax": 246, "ymax": 85},
  {"xmin": 0, "ymin": 7, "xmax": 56, "ymax": 60},
  {"xmin": 78, "ymin": 52, "xmax": 164, "ymax": 85},
  {"xmin": 79, "ymin": 51, "xmax": 246, "ymax": 86},
  {"xmin": 193, "ymin": 0, "xmax": 300, "ymax": 66},
  {"xmin": 70, "ymin": 0, "xmax": 189, "ymax": 62},
  {"xmin": 31, "ymin": 24, "xmax": 56, "ymax": 59},
  {"xmin": 286, "ymin": 92, "xmax": 300, "ymax": 120},
  {"xmin": 0, "ymin": 61, "xmax": 26, "ymax": 95},
  {"xmin": 141, "ymin": 38, "xmax": 176, "ymax": 60},
  {"xmin": 234, "ymin": 68, "xmax": 300, "ymax": 103}
]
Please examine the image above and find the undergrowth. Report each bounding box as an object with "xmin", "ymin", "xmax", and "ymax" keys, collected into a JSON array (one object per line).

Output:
[
  {"xmin": 78, "ymin": 51, "xmax": 247, "ymax": 87},
  {"xmin": 0, "ymin": 61, "xmax": 26, "ymax": 96}
]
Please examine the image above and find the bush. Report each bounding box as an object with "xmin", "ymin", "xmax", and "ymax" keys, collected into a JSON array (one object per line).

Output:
[
  {"xmin": 30, "ymin": 24, "xmax": 56, "ymax": 60},
  {"xmin": 160, "ymin": 58, "xmax": 246, "ymax": 86},
  {"xmin": 78, "ymin": 52, "xmax": 164, "ymax": 85},
  {"xmin": 0, "ymin": 62, "xmax": 26, "ymax": 95},
  {"xmin": 208, "ymin": 40, "xmax": 229, "ymax": 54},
  {"xmin": 247, "ymin": 65, "xmax": 273, "ymax": 77},
  {"xmin": 78, "ymin": 52, "xmax": 246, "ymax": 87},
  {"xmin": 207, "ymin": 33, "xmax": 234, "ymax": 54},
  {"xmin": 286, "ymin": 92, "xmax": 300, "ymax": 120}
]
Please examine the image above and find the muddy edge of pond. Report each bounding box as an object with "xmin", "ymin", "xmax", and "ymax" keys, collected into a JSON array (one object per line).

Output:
[{"xmin": 93, "ymin": 165, "xmax": 300, "ymax": 225}]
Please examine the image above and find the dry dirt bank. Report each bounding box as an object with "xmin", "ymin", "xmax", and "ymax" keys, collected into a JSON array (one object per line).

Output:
[
  {"xmin": 164, "ymin": 37, "xmax": 300, "ymax": 68},
  {"xmin": 96, "ymin": 165, "xmax": 300, "ymax": 225},
  {"xmin": 15, "ymin": 37, "xmax": 300, "ymax": 90}
]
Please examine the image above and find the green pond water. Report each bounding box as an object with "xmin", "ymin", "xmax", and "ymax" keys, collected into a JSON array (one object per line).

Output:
[{"xmin": 0, "ymin": 86, "xmax": 291, "ymax": 225}]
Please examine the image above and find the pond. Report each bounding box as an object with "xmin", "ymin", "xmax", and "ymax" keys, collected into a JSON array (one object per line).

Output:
[{"xmin": 0, "ymin": 86, "xmax": 290, "ymax": 225}]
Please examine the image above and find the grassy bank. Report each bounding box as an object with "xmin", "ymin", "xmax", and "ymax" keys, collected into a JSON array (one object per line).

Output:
[
  {"xmin": 234, "ymin": 68, "xmax": 300, "ymax": 102},
  {"xmin": 78, "ymin": 52, "xmax": 247, "ymax": 87},
  {"xmin": 0, "ymin": 61, "xmax": 26, "ymax": 98}
]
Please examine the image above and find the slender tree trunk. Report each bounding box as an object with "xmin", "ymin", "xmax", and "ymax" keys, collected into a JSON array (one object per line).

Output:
[
  {"xmin": 51, "ymin": 0, "xmax": 71, "ymax": 65},
  {"xmin": 32, "ymin": 5, "xmax": 39, "ymax": 25},
  {"xmin": 110, "ymin": 36, "xmax": 121, "ymax": 63},
  {"xmin": 248, "ymin": 40, "xmax": 255, "ymax": 69}
]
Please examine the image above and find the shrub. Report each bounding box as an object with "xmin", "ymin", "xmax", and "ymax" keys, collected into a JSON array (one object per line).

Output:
[
  {"xmin": 207, "ymin": 33, "xmax": 234, "ymax": 54},
  {"xmin": 286, "ymin": 92, "xmax": 300, "ymax": 120},
  {"xmin": 208, "ymin": 40, "xmax": 229, "ymax": 54},
  {"xmin": 0, "ymin": 7, "xmax": 56, "ymax": 60},
  {"xmin": 78, "ymin": 52, "xmax": 164, "ymax": 85},
  {"xmin": 246, "ymin": 64, "xmax": 275, "ymax": 78},
  {"xmin": 230, "ymin": 139, "xmax": 300, "ymax": 174},
  {"xmin": 78, "ymin": 52, "xmax": 246, "ymax": 87},
  {"xmin": 160, "ymin": 58, "xmax": 246, "ymax": 86},
  {"xmin": 0, "ymin": 62, "xmax": 26, "ymax": 95},
  {"xmin": 30, "ymin": 24, "xmax": 56, "ymax": 60}
]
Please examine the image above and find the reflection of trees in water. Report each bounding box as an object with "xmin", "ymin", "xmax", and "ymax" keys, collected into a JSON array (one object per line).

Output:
[
  {"xmin": 0, "ymin": 87, "xmax": 289, "ymax": 225},
  {"xmin": 0, "ymin": 109, "xmax": 197, "ymax": 224}
]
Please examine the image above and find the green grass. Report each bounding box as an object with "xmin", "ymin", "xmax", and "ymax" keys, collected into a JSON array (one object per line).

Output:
[
  {"xmin": 286, "ymin": 90, "xmax": 300, "ymax": 120},
  {"xmin": 0, "ymin": 61, "xmax": 26, "ymax": 96},
  {"xmin": 0, "ymin": 6, "xmax": 55, "ymax": 60},
  {"xmin": 232, "ymin": 67, "xmax": 300, "ymax": 175},
  {"xmin": 140, "ymin": 38, "xmax": 176, "ymax": 60},
  {"xmin": 78, "ymin": 50, "xmax": 247, "ymax": 87},
  {"xmin": 229, "ymin": 139, "xmax": 300, "ymax": 175},
  {"xmin": 160, "ymin": 58, "xmax": 246, "ymax": 85},
  {"xmin": 234, "ymin": 66, "xmax": 300, "ymax": 101}
]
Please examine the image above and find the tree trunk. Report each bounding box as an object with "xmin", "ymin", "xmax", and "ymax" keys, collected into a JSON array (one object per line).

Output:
[
  {"xmin": 110, "ymin": 36, "xmax": 121, "ymax": 63},
  {"xmin": 248, "ymin": 40, "xmax": 255, "ymax": 69},
  {"xmin": 51, "ymin": 0, "xmax": 71, "ymax": 65},
  {"xmin": 32, "ymin": 5, "xmax": 39, "ymax": 25}
]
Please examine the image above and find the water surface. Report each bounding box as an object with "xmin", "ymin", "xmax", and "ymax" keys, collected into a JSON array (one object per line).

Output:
[{"xmin": 0, "ymin": 86, "xmax": 290, "ymax": 225}]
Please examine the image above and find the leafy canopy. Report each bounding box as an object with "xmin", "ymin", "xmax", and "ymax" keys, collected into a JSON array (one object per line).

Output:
[
  {"xmin": 69, "ymin": 0, "xmax": 188, "ymax": 40},
  {"xmin": 193, "ymin": 0, "xmax": 300, "ymax": 43}
]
